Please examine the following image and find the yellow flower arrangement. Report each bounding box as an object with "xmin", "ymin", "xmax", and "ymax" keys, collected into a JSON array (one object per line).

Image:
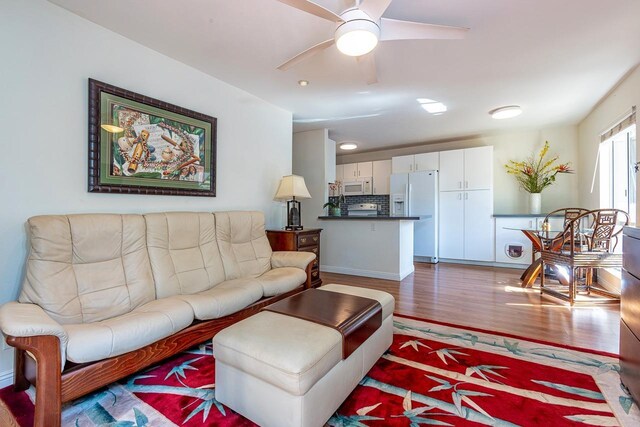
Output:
[{"xmin": 505, "ymin": 141, "xmax": 572, "ymax": 193}]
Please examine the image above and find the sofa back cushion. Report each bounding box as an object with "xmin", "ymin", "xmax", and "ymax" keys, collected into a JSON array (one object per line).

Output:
[
  {"xmin": 145, "ymin": 212, "xmax": 226, "ymax": 298},
  {"xmin": 19, "ymin": 214, "xmax": 155, "ymax": 324},
  {"xmin": 215, "ymin": 211, "xmax": 272, "ymax": 280}
]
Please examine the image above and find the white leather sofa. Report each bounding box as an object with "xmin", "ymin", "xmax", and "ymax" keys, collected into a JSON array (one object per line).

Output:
[{"xmin": 0, "ymin": 211, "xmax": 315, "ymax": 427}]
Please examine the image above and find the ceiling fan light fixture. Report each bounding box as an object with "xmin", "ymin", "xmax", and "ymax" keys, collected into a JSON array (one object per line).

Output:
[
  {"xmin": 420, "ymin": 102, "xmax": 447, "ymax": 114},
  {"xmin": 335, "ymin": 19, "xmax": 380, "ymax": 57},
  {"xmin": 339, "ymin": 142, "xmax": 358, "ymax": 150},
  {"xmin": 490, "ymin": 105, "xmax": 522, "ymax": 119}
]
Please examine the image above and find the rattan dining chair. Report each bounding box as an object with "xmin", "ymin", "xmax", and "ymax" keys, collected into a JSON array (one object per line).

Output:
[{"xmin": 539, "ymin": 208, "xmax": 629, "ymax": 305}]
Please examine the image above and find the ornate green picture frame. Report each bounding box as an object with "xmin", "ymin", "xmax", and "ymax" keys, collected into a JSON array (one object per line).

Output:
[{"xmin": 88, "ymin": 79, "xmax": 217, "ymax": 196}]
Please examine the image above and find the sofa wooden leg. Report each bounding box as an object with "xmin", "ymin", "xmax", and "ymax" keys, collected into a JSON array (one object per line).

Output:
[
  {"xmin": 305, "ymin": 264, "xmax": 313, "ymax": 289},
  {"xmin": 7, "ymin": 335, "xmax": 61, "ymax": 427},
  {"xmin": 13, "ymin": 348, "xmax": 29, "ymax": 392}
]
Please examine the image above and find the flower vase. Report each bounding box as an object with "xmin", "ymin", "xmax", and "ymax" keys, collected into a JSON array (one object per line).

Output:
[{"xmin": 529, "ymin": 193, "xmax": 542, "ymax": 214}]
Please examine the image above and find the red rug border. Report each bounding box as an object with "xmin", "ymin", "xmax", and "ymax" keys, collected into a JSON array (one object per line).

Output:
[{"xmin": 393, "ymin": 313, "xmax": 619, "ymax": 359}]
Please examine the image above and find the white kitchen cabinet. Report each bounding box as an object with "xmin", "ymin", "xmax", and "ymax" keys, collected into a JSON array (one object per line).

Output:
[
  {"xmin": 335, "ymin": 164, "xmax": 344, "ymax": 184},
  {"xmin": 464, "ymin": 146, "xmax": 493, "ymax": 190},
  {"xmin": 439, "ymin": 190, "xmax": 495, "ymax": 262},
  {"xmin": 392, "ymin": 155, "xmax": 414, "ymax": 174},
  {"xmin": 357, "ymin": 161, "xmax": 372, "ymax": 178},
  {"xmin": 494, "ymin": 216, "xmax": 566, "ymax": 264},
  {"xmin": 414, "ymin": 152, "xmax": 439, "ymax": 171},
  {"xmin": 342, "ymin": 162, "xmax": 373, "ymax": 180},
  {"xmin": 343, "ymin": 163, "xmax": 358, "ymax": 180},
  {"xmin": 463, "ymin": 190, "xmax": 495, "ymax": 261},
  {"xmin": 439, "ymin": 191, "xmax": 465, "ymax": 259},
  {"xmin": 392, "ymin": 153, "xmax": 438, "ymax": 173},
  {"xmin": 372, "ymin": 159, "xmax": 391, "ymax": 195},
  {"xmin": 439, "ymin": 149, "xmax": 464, "ymax": 191}
]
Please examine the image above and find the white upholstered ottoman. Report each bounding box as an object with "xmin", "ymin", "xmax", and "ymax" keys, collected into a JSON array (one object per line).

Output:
[{"xmin": 213, "ymin": 284, "xmax": 394, "ymax": 427}]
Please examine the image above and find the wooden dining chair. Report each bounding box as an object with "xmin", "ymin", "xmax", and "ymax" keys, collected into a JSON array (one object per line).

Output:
[{"xmin": 539, "ymin": 208, "xmax": 629, "ymax": 305}]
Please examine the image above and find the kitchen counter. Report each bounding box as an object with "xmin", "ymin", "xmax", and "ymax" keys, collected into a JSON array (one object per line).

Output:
[
  {"xmin": 318, "ymin": 215, "xmax": 420, "ymax": 220},
  {"xmin": 317, "ymin": 217, "xmax": 415, "ymax": 281}
]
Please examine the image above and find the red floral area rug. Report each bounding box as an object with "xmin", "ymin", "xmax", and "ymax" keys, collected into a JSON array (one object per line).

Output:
[{"xmin": 1, "ymin": 315, "xmax": 638, "ymax": 426}]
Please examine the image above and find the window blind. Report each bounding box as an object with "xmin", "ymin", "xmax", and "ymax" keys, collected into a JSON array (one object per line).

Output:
[{"xmin": 601, "ymin": 106, "xmax": 636, "ymax": 142}]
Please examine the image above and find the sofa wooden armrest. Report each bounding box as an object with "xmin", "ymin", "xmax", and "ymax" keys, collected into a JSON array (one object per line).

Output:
[{"xmin": 8, "ymin": 285, "xmax": 306, "ymax": 427}]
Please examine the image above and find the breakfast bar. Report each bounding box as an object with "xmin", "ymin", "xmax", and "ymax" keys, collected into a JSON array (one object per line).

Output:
[{"xmin": 318, "ymin": 215, "xmax": 418, "ymax": 280}]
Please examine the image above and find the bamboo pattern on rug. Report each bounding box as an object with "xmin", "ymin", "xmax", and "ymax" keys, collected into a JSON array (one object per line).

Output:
[{"xmin": 3, "ymin": 316, "xmax": 638, "ymax": 426}]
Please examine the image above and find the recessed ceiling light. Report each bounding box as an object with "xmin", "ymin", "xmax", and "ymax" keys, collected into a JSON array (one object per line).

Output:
[
  {"xmin": 339, "ymin": 142, "xmax": 358, "ymax": 150},
  {"xmin": 421, "ymin": 102, "xmax": 447, "ymax": 114},
  {"xmin": 298, "ymin": 80, "xmax": 309, "ymax": 87},
  {"xmin": 417, "ymin": 98, "xmax": 447, "ymax": 114},
  {"xmin": 490, "ymin": 105, "xmax": 522, "ymax": 119}
]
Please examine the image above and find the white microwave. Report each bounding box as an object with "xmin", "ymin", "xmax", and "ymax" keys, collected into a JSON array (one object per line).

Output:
[{"xmin": 343, "ymin": 178, "xmax": 373, "ymax": 196}]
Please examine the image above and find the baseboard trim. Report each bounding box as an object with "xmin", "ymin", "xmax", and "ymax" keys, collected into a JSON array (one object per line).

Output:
[
  {"xmin": 439, "ymin": 259, "xmax": 527, "ymax": 269},
  {"xmin": 321, "ymin": 265, "xmax": 414, "ymax": 281},
  {"xmin": 0, "ymin": 369, "xmax": 13, "ymax": 389}
]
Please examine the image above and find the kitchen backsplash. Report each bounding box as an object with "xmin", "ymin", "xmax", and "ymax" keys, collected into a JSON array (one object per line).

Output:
[{"xmin": 328, "ymin": 195, "xmax": 390, "ymax": 216}]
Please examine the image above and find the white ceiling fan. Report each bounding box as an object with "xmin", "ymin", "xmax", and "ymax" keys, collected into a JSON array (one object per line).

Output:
[{"xmin": 276, "ymin": 0, "xmax": 469, "ymax": 84}]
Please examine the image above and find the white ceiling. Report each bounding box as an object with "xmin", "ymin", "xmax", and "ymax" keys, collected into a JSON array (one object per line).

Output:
[{"xmin": 50, "ymin": 0, "xmax": 640, "ymax": 152}]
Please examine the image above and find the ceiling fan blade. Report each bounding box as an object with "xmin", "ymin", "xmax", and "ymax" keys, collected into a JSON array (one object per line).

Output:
[
  {"xmin": 380, "ymin": 17, "xmax": 469, "ymax": 41},
  {"xmin": 276, "ymin": 0, "xmax": 344, "ymax": 23},
  {"xmin": 359, "ymin": 0, "xmax": 393, "ymax": 20},
  {"xmin": 357, "ymin": 52, "xmax": 378, "ymax": 85},
  {"xmin": 277, "ymin": 39, "xmax": 336, "ymax": 71}
]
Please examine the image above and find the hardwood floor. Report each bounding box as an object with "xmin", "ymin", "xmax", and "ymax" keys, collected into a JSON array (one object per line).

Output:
[{"xmin": 321, "ymin": 262, "xmax": 621, "ymax": 354}]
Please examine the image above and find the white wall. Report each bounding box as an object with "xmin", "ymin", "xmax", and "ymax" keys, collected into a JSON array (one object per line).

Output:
[
  {"xmin": 293, "ymin": 129, "xmax": 335, "ymax": 229},
  {"xmin": 0, "ymin": 0, "xmax": 293, "ymax": 376},
  {"xmin": 578, "ymin": 65, "xmax": 640, "ymax": 218},
  {"xmin": 338, "ymin": 126, "xmax": 579, "ymax": 214}
]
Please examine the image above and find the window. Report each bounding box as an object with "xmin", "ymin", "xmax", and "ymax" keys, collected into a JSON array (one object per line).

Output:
[{"xmin": 599, "ymin": 113, "xmax": 636, "ymax": 225}]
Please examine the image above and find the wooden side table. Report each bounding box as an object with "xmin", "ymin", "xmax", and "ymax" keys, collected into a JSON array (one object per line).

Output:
[{"xmin": 266, "ymin": 228, "xmax": 322, "ymax": 288}]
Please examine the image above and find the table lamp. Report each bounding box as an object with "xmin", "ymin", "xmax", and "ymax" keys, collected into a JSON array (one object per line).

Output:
[{"xmin": 274, "ymin": 175, "xmax": 311, "ymax": 230}]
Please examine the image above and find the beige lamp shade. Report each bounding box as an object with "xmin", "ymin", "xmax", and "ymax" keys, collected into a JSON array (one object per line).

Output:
[{"xmin": 274, "ymin": 175, "xmax": 311, "ymax": 200}]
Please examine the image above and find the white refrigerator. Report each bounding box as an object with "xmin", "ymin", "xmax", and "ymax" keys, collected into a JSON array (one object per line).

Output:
[{"xmin": 390, "ymin": 170, "xmax": 438, "ymax": 263}]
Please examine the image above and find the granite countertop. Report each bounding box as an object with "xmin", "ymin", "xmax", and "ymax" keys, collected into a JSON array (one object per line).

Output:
[
  {"xmin": 318, "ymin": 215, "xmax": 421, "ymax": 220},
  {"xmin": 493, "ymin": 213, "xmax": 564, "ymax": 218}
]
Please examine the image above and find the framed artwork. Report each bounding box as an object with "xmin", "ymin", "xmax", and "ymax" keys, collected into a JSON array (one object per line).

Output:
[{"xmin": 88, "ymin": 79, "xmax": 217, "ymax": 196}]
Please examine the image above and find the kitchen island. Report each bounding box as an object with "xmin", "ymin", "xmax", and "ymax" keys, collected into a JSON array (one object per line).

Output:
[{"xmin": 317, "ymin": 216, "xmax": 417, "ymax": 280}]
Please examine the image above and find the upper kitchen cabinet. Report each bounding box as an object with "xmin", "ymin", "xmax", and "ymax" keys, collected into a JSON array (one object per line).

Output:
[
  {"xmin": 464, "ymin": 146, "xmax": 493, "ymax": 190},
  {"xmin": 342, "ymin": 162, "xmax": 373, "ymax": 180},
  {"xmin": 372, "ymin": 159, "xmax": 391, "ymax": 195},
  {"xmin": 439, "ymin": 146, "xmax": 493, "ymax": 191},
  {"xmin": 414, "ymin": 152, "xmax": 439, "ymax": 171},
  {"xmin": 391, "ymin": 153, "xmax": 438, "ymax": 173},
  {"xmin": 335, "ymin": 164, "xmax": 344, "ymax": 183},
  {"xmin": 439, "ymin": 149, "xmax": 464, "ymax": 191}
]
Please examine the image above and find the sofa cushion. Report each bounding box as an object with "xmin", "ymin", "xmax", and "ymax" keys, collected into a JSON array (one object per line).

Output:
[
  {"xmin": 145, "ymin": 212, "xmax": 226, "ymax": 298},
  {"xmin": 215, "ymin": 211, "xmax": 272, "ymax": 280},
  {"xmin": 213, "ymin": 311, "xmax": 342, "ymax": 396},
  {"xmin": 257, "ymin": 267, "xmax": 307, "ymax": 297},
  {"xmin": 177, "ymin": 279, "xmax": 263, "ymax": 320},
  {"xmin": 19, "ymin": 214, "xmax": 155, "ymax": 325},
  {"xmin": 64, "ymin": 297, "xmax": 193, "ymax": 363}
]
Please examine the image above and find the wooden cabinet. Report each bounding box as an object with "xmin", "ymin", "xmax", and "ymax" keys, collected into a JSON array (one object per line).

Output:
[
  {"xmin": 392, "ymin": 153, "xmax": 438, "ymax": 173},
  {"xmin": 266, "ymin": 228, "xmax": 322, "ymax": 288},
  {"xmin": 372, "ymin": 160, "xmax": 391, "ymax": 195},
  {"xmin": 621, "ymin": 227, "xmax": 640, "ymax": 405}
]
